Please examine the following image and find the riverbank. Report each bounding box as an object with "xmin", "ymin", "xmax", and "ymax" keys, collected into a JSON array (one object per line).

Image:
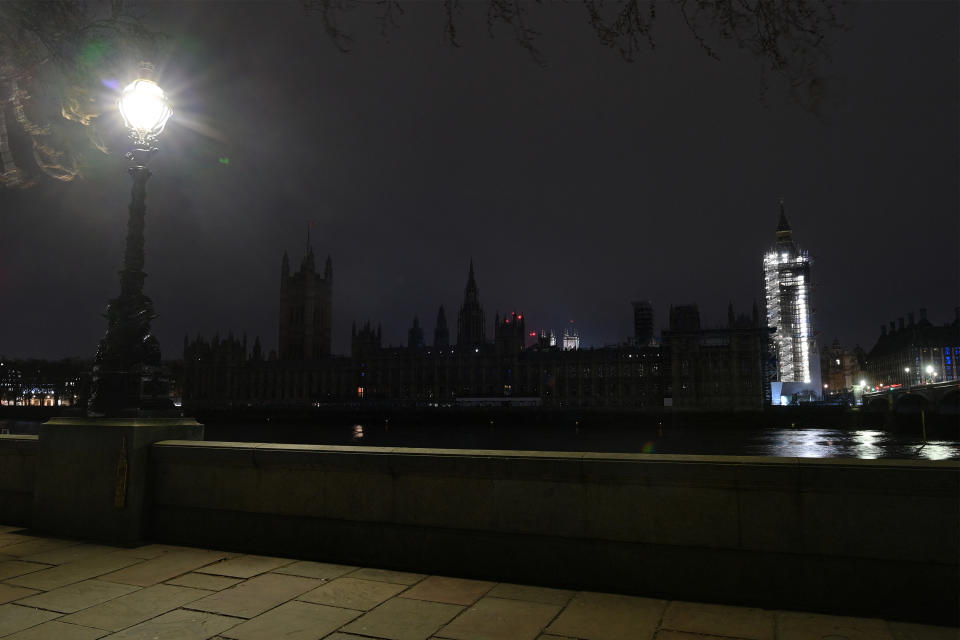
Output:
[{"xmin": 3, "ymin": 404, "xmax": 957, "ymax": 439}]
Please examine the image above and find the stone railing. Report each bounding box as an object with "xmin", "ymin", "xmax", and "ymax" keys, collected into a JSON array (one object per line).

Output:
[{"xmin": 1, "ymin": 426, "xmax": 957, "ymax": 625}]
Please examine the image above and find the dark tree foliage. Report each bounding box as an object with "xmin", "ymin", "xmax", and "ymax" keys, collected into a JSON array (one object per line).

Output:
[
  {"xmin": 0, "ymin": 1, "xmax": 162, "ymax": 188},
  {"xmin": 302, "ymin": 0, "xmax": 844, "ymax": 110},
  {"xmin": 0, "ymin": 0, "xmax": 843, "ymax": 189}
]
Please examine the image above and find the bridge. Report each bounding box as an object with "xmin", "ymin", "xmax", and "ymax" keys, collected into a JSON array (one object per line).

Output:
[{"xmin": 863, "ymin": 379, "xmax": 960, "ymax": 414}]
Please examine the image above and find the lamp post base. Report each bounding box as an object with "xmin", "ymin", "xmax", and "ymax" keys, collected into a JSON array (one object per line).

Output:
[
  {"xmin": 31, "ymin": 417, "xmax": 203, "ymax": 546},
  {"xmin": 88, "ymin": 364, "xmax": 175, "ymax": 417}
]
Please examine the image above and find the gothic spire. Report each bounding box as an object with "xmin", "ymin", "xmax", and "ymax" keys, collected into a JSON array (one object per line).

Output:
[
  {"xmin": 436, "ymin": 305, "xmax": 447, "ymax": 329},
  {"xmin": 776, "ymin": 200, "xmax": 792, "ymax": 240},
  {"xmin": 434, "ymin": 305, "xmax": 450, "ymax": 348},
  {"xmin": 466, "ymin": 259, "xmax": 477, "ymax": 295}
]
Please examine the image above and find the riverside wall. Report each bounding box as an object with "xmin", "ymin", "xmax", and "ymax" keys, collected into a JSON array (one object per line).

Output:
[
  {"xmin": 150, "ymin": 441, "xmax": 959, "ymax": 625},
  {"xmin": 1, "ymin": 433, "xmax": 957, "ymax": 624}
]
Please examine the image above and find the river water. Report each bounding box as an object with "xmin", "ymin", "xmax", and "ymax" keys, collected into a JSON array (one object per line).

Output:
[{"xmin": 4, "ymin": 419, "xmax": 957, "ymax": 461}]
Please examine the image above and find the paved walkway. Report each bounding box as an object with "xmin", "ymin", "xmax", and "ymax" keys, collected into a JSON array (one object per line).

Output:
[{"xmin": 0, "ymin": 525, "xmax": 955, "ymax": 640}]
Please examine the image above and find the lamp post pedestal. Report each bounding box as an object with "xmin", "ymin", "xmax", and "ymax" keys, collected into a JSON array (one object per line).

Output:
[{"xmin": 32, "ymin": 417, "xmax": 203, "ymax": 545}]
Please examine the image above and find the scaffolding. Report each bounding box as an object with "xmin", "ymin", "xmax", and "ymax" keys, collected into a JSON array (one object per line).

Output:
[{"xmin": 764, "ymin": 248, "xmax": 813, "ymax": 383}]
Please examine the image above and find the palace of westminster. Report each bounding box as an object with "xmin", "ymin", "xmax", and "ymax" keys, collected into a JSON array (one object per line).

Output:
[
  {"xmin": 182, "ymin": 222, "xmax": 788, "ymax": 412},
  {"xmin": 183, "ymin": 206, "xmax": 960, "ymax": 413}
]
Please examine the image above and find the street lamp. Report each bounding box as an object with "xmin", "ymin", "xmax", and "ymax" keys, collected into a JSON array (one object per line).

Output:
[
  {"xmin": 925, "ymin": 364, "xmax": 934, "ymax": 384},
  {"xmin": 904, "ymin": 367, "xmax": 910, "ymax": 386},
  {"xmin": 88, "ymin": 64, "xmax": 173, "ymax": 416}
]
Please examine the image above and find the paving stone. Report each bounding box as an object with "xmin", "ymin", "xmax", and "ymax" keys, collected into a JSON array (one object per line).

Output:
[
  {"xmin": 545, "ymin": 592, "xmax": 667, "ymax": 640},
  {"xmin": 776, "ymin": 611, "xmax": 895, "ymax": 640},
  {"xmin": 1, "ymin": 620, "xmax": 109, "ymax": 640},
  {"xmin": 348, "ymin": 567, "xmax": 427, "ymax": 585},
  {"xmin": 888, "ymin": 621, "xmax": 960, "ymax": 640},
  {"xmin": 7, "ymin": 551, "xmax": 143, "ymax": 590},
  {"xmin": 324, "ymin": 634, "xmax": 377, "ymax": 640},
  {"xmin": 0, "ymin": 526, "xmax": 26, "ymax": 534},
  {"xmin": 342, "ymin": 597, "xmax": 464, "ymax": 640},
  {"xmin": 0, "ymin": 604, "xmax": 64, "ymax": 637},
  {"xmin": 486, "ymin": 584, "xmax": 573, "ymax": 606},
  {"xmin": 220, "ymin": 600, "xmax": 361, "ymax": 640},
  {"xmin": 14, "ymin": 578, "xmax": 140, "ymax": 613},
  {"xmin": 0, "ymin": 534, "xmax": 32, "ymax": 547},
  {"xmin": 186, "ymin": 572, "xmax": 322, "ymax": 618},
  {"xmin": 165, "ymin": 572, "xmax": 244, "ymax": 591},
  {"xmin": 194, "ymin": 554, "xmax": 294, "ymax": 578},
  {"xmin": 272, "ymin": 560, "xmax": 357, "ymax": 580},
  {"xmin": 537, "ymin": 635, "xmax": 578, "ymax": 640},
  {"xmin": 0, "ymin": 583, "xmax": 39, "ymax": 604},
  {"xmin": 98, "ymin": 608, "xmax": 241, "ymax": 640},
  {"xmin": 298, "ymin": 576, "xmax": 407, "ymax": 611},
  {"xmin": 99, "ymin": 549, "xmax": 229, "ymax": 586},
  {"xmin": 112, "ymin": 544, "xmax": 193, "ymax": 560},
  {"xmin": 61, "ymin": 583, "xmax": 213, "ymax": 631},
  {"xmin": 401, "ymin": 576, "xmax": 495, "ymax": 606},
  {"xmin": 437, "ymin": 595, "xmax": 562, "ymax": 640},
  {"xmin": 0, "ymin": 536, "xmax": 82, "ymax": 558},
  {"xmin": 654, "ymin": 631, "xmax": 739, "ymax": 640},
  {"xmin": 0, "ymin": 560, "xmax": 52, "ymax": 581},
  {"xmin": 22, "ymin": 544, "xmax": 115, "ymax": 566},
  {"xmin": 660, "ymin": 600, "xmax": 775, "ymax": 640}
]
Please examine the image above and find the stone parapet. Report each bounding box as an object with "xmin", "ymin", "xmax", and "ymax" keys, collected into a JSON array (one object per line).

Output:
[
  {"xmin": 150, "ymin": 442, "xmax": 959, "ymax": 625},
  {"xmin": 0, "ymin": 434, "xmax": 39, "ymax": 526}
]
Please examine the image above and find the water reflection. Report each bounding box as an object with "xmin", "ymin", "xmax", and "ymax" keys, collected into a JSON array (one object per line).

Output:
[
  {"xmin": 914, "ymin": 443, "xmax": 956, "ymax": 461},
  {"xmin": 754, "ymin": 428, "xmax": 958, "ymax": 460},
  {"xmin": 853, "ymin": 430, "xmax": 883, "ymax": 460},
  {"xmin": 759, "ymin": 429, "xmax": 840, "ymax": 458}
]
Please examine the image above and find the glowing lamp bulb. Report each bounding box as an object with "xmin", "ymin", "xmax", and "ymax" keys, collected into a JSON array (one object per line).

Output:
[
  {"xmin": 119, "ymin": 78, "xmax": 172, "ymax": 140},
  {"xmin": 926, "ymin": 365, "xmax": 934, "ymax": 374}
]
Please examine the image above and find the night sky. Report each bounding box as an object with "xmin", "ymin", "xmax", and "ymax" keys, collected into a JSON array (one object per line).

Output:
[{"xmin": 0, "ymin": 1, "xmax": 957, "ymax": 361}]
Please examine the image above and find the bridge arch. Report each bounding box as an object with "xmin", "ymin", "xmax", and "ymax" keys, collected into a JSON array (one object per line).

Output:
[
  {"xmin": 894, "ymin": 393, "xmax": 929, "ymax": 414},
  {"xmin": 937, "ymin": 389, "xmax": 960, "ymax": 415}
]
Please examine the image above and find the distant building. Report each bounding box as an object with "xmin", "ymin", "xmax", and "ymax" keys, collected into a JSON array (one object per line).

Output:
[
  {"xmin": 762, "ymin": 203, "xmax": 821, "ymax": 403},
  {"xmin": 631, "ymin": 300, "xmax": 656, "ymax": 346},
  {"xmin": 407, "ymin": 316, "xmax": 425, "ymax": 350},
  {"xmin": 661, "ymin": 303, "xmax": 770, "ymax": 410},
  {"xmin": 865, "ymin": 308, "xmax": 960, "ymax": 387},
  {"xmin": 0, "ymin": 359, "xmax": 83, "ymax": 407},
  {"xmin": 183, "ymin": 260, "xmax": 764, "ymax": 412},
  {"xmin": 819, "ymin": 339, "xmax": 864, "ymax": 395},
  {"xmin": 538, "ymin": 330, "xmax": 557, "ymax": 348},
  {"xmin": 562, "ymin": 322, "xmax": 580, "ymax": 351},
  {"xmin": 279, "ymin": 241, "xmax": 332, "ymax": 361}
]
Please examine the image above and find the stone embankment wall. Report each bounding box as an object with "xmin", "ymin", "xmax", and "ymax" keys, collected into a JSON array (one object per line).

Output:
[
  {"xmin": 1, "ymin": 434, "xmax": 957, "ymax": 624},
  {"xmin": 0, "ymin": 435, "xmax": 38, "ymax": 525},
  {"xmin": 150, "ymin": 441, "xmax": 959, "ymax": 625}
]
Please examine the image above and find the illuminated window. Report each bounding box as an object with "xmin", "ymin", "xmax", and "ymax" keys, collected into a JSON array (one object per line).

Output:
[{"xmin": 357, "ymin": 386, "xmax": 364, "ymax": 399}]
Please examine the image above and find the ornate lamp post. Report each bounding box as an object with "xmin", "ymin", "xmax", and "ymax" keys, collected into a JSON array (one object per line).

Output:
[
  {"xmin": 88, "ymin": 65, "xmax": 173, "ymax": 416},
  {"xmin": 33, "ymin": 67, "xmax": 204, "ymax": 547}
]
